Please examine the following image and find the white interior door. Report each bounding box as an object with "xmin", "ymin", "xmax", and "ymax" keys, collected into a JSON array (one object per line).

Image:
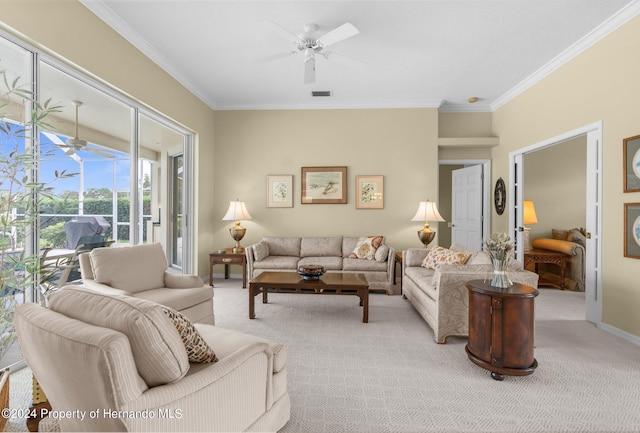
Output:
[
  {"xmin": 451, "ymin": 165, "xmax": 484, "ymax": 250},
  {"xmin": 509, "ymin": 121, "xmax": 602, "ymax": 325}
]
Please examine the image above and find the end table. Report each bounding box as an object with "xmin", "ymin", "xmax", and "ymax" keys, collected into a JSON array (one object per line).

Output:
[
  {"xmin": 209, "ymin": 249, "xmax": 247, "ymax": 288},
  {"xmin": 465, "ymin": 280, "xmax": 539, "ymax": 380},
  {"xmin": 524, "ymin": 248, "xmax": 567, "ymax": 290}
]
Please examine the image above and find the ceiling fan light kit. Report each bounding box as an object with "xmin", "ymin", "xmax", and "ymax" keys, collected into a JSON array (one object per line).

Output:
[{"xmin": 262, "ymin": 21, "xmax": 359, "ymax": 84}]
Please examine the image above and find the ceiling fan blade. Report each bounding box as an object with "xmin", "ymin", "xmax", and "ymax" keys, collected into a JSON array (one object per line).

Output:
[
  {"xmin": 265, "ymin": 20, "xmax": 302, "ymax": 45},
  {"xmin": 255, "ymin": 51, "xmax": 297, "ymax": 64},
  {"xmin": 316, "ymin": 23, "xmax": 359, "ymax": 48},
  {"xmin": 304, "ymin": 58, "xmax": 316, "ymax": 84}
]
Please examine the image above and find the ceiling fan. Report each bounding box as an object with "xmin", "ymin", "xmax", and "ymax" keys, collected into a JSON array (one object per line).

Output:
[
  {"xmin": 258, "ymin": 21, "xmax": 360, "ymax": 84},
  {"xmin": 56, "ymin": 100, "xmax": 114, "ymax": 158}
]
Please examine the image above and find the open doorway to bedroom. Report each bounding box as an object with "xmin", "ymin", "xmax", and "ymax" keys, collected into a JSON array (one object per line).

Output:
[{"xmin": 510, "ymin": 121, "xmax": 602, "ymax": 325}]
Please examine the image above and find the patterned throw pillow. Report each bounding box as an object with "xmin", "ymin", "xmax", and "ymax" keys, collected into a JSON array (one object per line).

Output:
[
  {"xmin": 349, "ymin": 236, "xmax": 384, "ymax": 260},
  {"xmin": 162, "ymin": 307, "xmax": 218, "ymax": 363},
  {"xmin": 421, "ymin": 246, "xmax": 471, "ymax": 270}
]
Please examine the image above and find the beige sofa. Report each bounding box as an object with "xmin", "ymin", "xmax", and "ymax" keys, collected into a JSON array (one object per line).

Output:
[
  {"xmin": 14, "ymin": 286, "xmax": 290, "ymax": 432},
  {"xmin": 246, "ymin": 236, "xmax": 397, "ymax": 294},
  {"xmin": 402, "ymin": 245, "xmax": 539, "ymax": 343},
  {"xmin": 79, "ymin": 243, "xmax": 215, "ymax": 324}
]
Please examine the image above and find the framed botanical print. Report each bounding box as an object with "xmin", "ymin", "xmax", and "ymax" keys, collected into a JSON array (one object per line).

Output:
[
  {"xmin": 301, "ymin": 166, "xmax": 347, "ymax": 204},
  {"xmin": 624, "ymin": 202, "xmax": 640, "ymax": 259},
  {"xmin": 356, "ymin": 175, "xmax": 384, "ymax": 209},
  {"xmin": 624, "ymin": 135, "xmax": 640, "ymax": 192},
  {"xmin": 267, "ymin": 175, "xmax": 293, "ymax": 208}
]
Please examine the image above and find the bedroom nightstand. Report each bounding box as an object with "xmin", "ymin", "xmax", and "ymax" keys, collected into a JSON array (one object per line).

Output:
[
  {"xmin": 524, "ymin": 249, "xmax": 567, "ymax": 290},
  {"xmin": 209, "ymin": 249, "xmax": 247, "ymax": 288}
]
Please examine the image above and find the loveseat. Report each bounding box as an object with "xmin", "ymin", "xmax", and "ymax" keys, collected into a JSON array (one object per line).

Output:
[
  {"xmin": 14, "ymin": 286, "xmax": 290, "ymax": 432},
  {"xmin": 246, "ymin": 236, "xmax": 397, "ymax": 294},
  {"xmin": 79, "ymin": 242, "xmax": 215, "ymax": 324},
  {"xmin": 402, "ymin": 245, "xmax": 539, "ymax": 343},
  {"xmin": 531, "ymin": 227, "xmax": 587, "ymax": 291}
]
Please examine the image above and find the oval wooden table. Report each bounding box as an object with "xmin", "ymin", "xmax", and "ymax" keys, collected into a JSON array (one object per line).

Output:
[{"xmin": 465, "ymin": 279, "xmax": 539, "ymax": 380}]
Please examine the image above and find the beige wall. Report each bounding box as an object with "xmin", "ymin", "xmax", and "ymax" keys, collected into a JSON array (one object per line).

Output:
[
  {"xmin": 5, "ymin": 1, "xmax": 640, "ymax": 338},
  {"xmin": 213, "ymin": 109, "xmax": 440, "ymax": 259},
  {"xmin": 524, "ymin": 136, "xmax": 587, "ymax": 240},
  {"xmin": 1, "ymin": 0, "xmax": 217, "ymax": 276},
  {"xmin": 492, "ymin": 15, "xmax": 640, "ymax": 336}
]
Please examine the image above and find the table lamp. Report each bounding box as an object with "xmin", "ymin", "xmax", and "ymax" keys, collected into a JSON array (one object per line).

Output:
[
  {"xmin": 411, "ymin": 201, "xmax": 445, "ymax": 247},
  {"xmin": 222, "ymin": 200, "xmax": 252, "ymax": 253},
  {"xmin": 523, "ymin": 199, "xmax": 538, "ymax": 253}
]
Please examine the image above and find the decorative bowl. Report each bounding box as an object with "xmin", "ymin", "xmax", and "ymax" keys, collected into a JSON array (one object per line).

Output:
[{"xmin": 297, "ymin": 265, "xmax": 325, "ymax": 280}]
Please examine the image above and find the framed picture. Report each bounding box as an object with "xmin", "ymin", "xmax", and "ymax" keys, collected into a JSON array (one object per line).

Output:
[
  {"xmin": 301, "ymin": 166, "xmax": 347, "ymax": 204},
  {"xmin": 623, "ymin": 135, "xmax": 640, "ymax": 192},
  {"xmin": 356, "ymin": 175, "xmax": 384, "ymax": 209},
  {"xmin": 267, "ymin": 175, "xmax": 293, "ymax": 208},
  {"xmin": 624, "ymin": 203, "xmax": 640, "ymax": 259}
]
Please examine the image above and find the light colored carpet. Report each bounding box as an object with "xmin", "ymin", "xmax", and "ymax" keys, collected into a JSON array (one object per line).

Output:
[{"xmin": 8, "ymin": 280, "xmax": 640, "ymax": 432}]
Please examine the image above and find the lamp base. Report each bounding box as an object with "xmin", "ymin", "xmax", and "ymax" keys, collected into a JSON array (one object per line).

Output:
[
  {"xmin": 417, "ymin": 230, "xmax": 436, "ymax": 248},
  {"xmin": 523, "ymin": 229, "xmax": 532, "ymax": 253},
  {"xmin": 229, "ymin": 224, "xmax": 246, "ymax": 255}
]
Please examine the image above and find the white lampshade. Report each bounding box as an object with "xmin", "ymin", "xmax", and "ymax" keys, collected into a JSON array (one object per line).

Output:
[
  {"xmin": 411, "ymin": 201, "xmax": 445, "ymax": 223},
  {"xmin": 222, "ymin": 200, "xmax": 252, "ymax": 221}
]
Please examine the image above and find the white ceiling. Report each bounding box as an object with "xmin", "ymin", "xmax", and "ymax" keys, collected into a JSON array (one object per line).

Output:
[{"xmin": 81, "ymin": 0, "xmax": 638, "ymax": 112}]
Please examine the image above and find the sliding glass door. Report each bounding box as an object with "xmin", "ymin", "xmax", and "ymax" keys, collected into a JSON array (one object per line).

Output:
[{"xmin": 0, "ymin": 30, "xmax": 194, "ymax": 370}]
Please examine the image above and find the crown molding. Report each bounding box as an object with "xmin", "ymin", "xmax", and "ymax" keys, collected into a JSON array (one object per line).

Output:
[
  {"xmin": 80, "ymin": 0, "xmax": 219, "ymax": 110},
  {"xmin": 491, "ymin": 0, "xmax": 640, "ymax": 111},
  {"xmin": 214, "ymin": 99, "xmax": 444, "ymax": 111},
  {"xmin": 438, "ymin": 103, "xmax": 492, "ymax": 113}
]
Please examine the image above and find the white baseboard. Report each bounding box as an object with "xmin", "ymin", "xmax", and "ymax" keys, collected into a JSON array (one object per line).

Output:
[{"xmin": 598, "ymin": 322, "xmax": 640, "ymax": 347}]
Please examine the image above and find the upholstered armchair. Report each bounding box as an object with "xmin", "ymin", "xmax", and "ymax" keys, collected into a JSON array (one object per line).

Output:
[
  {"xmin": 78, "ymin": 243, "xmax": 214, "ymax": 324},
  {"xmin": 14, "ymin": 286, "xmax": 290, "ymax": 432}
]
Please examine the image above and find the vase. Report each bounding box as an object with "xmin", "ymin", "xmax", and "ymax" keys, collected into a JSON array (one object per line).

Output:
[{"xmin": 490, "ymin": 259, "xmax": 512, "ymax": 288}]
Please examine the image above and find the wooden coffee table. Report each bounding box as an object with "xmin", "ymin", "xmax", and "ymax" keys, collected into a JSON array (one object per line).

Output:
[{"xmin": 249, "ymin": 271, "xmax": 370, "ymax": 323}]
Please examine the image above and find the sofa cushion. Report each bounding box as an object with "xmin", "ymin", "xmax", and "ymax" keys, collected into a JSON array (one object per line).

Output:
[
  {"xmin": 349, "ymin": 236, "xmax": 384, "ymax": 260},
  {"xmin": 343, "ymin": 257, "xmax": 388, "ymax": 272},
  {"xmin": 300, "ymin": 236, "xmax": 342, "ymax": 257},
  {"xmin": 134, "ymin": 286, "xmax": 213, "ymax": 312},
  {"xmin": 164, "ymin": 271, "xmax": 204, "ymax": 288},
  {"xmin": 404, "ymin": 267, "xmax": 436, "ymax": 299},
  {"xmin": 90, "ymin": 243, "xmax": 167, "ymax": 293},
  {"xmin": 253, "ymin": 241, "xmax": 270, "ymax": 261},
  {"xmin": 195, "ymin": 325, "xmax": 288, "ymax": 373},
  {"xmin": 422, "ymin": 246, "xmax": 470, "ymax": 270},
  {"xmin": 298, "ymin": 256, "xmax": 343, "ymax": 270},
  {"xmin": 161, "ymin": 307, "xmax": 217, "ymax": 363},
  {"xmin": 252, "ymin": 255, "xmax": 299, "ymax": 270},
  {"xmin": 342, "ymin": 237, "xmax": 360, "ymax": 257},
  {"xmin": 48, "ymin": 286, "xmax": 189, "ymax": 387},
  {"xmin": 263, "ymin": 237, "xmax": 301, "ymax": 256}
]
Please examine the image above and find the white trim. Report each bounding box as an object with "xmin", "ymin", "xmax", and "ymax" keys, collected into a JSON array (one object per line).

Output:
[
  {"xmin": 492, "ymin": 1, "xmax": 640, "ymax": 111},
  {"xmin": 214, "ymin": 100, "xmax": 444, "ymax": 111},
  {"xmin": 598, "ymin": 322, "xmax": 640, "ymax": 347}
]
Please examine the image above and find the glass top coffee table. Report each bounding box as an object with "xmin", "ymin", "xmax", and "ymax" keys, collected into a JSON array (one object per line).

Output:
[{"xmin": 248, "ymin": 271, "xmax": 370, "ymax": 323}]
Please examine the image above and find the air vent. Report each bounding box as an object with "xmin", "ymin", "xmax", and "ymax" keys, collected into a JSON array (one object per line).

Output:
[{"xmin": 311, "ymin": 90, "xmax": 331, "ymax": 97}]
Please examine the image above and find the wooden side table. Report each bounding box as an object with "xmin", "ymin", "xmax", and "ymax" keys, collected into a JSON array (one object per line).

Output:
[
  {"xmin": 524, "ymin": 248, "xmax": 567, "ymax": 290},
  {"xmin": 209, "ymin": 249, "xmax": 247, "ymax": 288},
  {"xmin": 395, "ymin": 251, "xmax": 403, "ymax": 290},
  {"xmin": 465, "ymin": 280, "xmax": 539, "ymax": 381}
]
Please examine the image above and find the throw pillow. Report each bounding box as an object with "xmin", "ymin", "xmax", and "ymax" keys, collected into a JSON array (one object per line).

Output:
[
  {"xmin": 374, "ymin": 244, "xmax": 390, "ymax": 262},
  {"xmin": 567, "ymin": 228, "xmax": 587, "ymax": 248},
  {"xmin": 349, "ymin": 236, "xmax": 384, "ymax": 260},
  {"xmin": 421, "ymin": 246, "xmax": 470, "ymax": 270},
  {"xmin": 161, "ymin": 307, "xmax": 218, "ymax": 363},
  {"xmin": 253, "ymin": 241, "xmax": 270, "ymax": 261}
]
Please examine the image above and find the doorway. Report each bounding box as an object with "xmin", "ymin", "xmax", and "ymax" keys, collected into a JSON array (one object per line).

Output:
[
  {"xmin": 438, "ymin": 160, "xmax": 491, "ymax": 249},
  {"xmin": 509, "ymin": 121, "xmax": 602, "ymax": 325}
]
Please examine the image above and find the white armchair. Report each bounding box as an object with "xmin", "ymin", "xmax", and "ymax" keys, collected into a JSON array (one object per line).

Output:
[
  {"xmin": 79, "ymin": 243, "xmax": 214, "ymax": 324},
  {"xmin": 14, "ymin": 286, "xmax": 290, "ymax": 432}
]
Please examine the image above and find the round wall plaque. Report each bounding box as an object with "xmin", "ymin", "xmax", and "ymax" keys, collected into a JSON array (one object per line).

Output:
[{"xmin": 494, "ymin": 177, "xmax": 506, "ymax": 215}]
